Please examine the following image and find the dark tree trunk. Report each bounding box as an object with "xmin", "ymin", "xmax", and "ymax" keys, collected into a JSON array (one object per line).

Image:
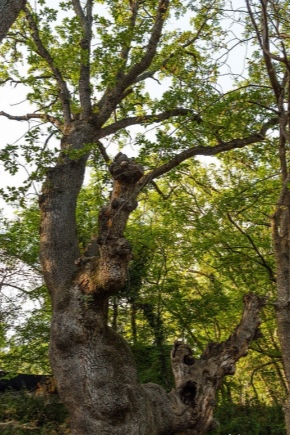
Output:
[
  {"xmin": 39, "ymin": 126, "xmax": 266, "ymax": 434},
  {"xmin": 0, "ymin": 0, "xmax": 26, "ymax": 42}
]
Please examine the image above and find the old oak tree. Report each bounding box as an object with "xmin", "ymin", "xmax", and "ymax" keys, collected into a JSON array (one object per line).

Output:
[{"xmin": 0, "ymin": 0, "xmax": 282, "ymax": 433}]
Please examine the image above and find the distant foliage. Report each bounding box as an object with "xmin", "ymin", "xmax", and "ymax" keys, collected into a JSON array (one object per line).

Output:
[{"xmin": 213, "ymin": 404, "xmax": 285, "ymax": 435}]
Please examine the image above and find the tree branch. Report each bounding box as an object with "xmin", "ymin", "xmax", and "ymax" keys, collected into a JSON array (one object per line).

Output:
[
  {"xmin": 117, "ymin": 0, "xmax": 140, "ymax": 73},
  {"xmin": 95, "ymin": 0, "xmax": 169, "ymax": 126},
  {"xmin": 0, "ymin": 110, "xmax": 62, "ymax": 128},
  {"xmin": 72, "ymin": 0, "xmax": 93, "ymax": 117},
  {"xmin": 23, "ymin": 6, "xmax": 72, "ymax": 125},
  {"xmin": 0, "ymin": 74, "xmax": 53, "ymax": 86},
  {"xmin": 98, "ymin": 107, "xmax": 201, "ymax": 138},
  {"xmin": 246, "ymin": 0, "xmax": 282, "ymax": 102},
  {"xmin": 138, "ymin": 117, "xmax": 278, "ymax": 188},
  {"xmin": 120, "ymin": 0, "xmax": 169, "ymax": 87},
  {"xmin": 96, "ymin": 139, "xmax": 110, "ymax": 163},
  {"xmin": 132, "ymin": 0, "xmax": 218, "ymax": 85},
  {"xmin": 0, "ymin": 282, "xmax": 39, "ymax": 296}
]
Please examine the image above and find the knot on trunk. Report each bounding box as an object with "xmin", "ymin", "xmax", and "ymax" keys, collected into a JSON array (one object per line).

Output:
[{"xmin": 109, "ymin": 153, "xmax": 144, "ymax": 184}]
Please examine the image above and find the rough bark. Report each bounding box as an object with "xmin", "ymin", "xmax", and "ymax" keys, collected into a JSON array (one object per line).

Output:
[
  {"xmin": 272, "ymin": 182, "xmax": 290, "ymax": 435},
  {"xmin": 40, "ymin": 147, "xmax": 266, "ymax": 434},
  {"xmin": 246, "ymin": 2, "xmax": 290, "ymax": 431},
  {"xmin": 0, "ymin": 0, "xmax": 26, "ymax": 43}
]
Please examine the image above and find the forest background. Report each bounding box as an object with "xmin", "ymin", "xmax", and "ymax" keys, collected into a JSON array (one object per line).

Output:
[{"xmin": 0, "ymin": 0, "xmax": 289, "ymax": 434}]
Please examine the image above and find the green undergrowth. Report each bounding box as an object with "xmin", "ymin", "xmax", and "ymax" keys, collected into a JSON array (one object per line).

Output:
[
  {"xmin": 212, "ymin": 403, "xmax": 285, "ymax": 435},
  {"xmin": 0, "ymin": 370, "xmax": 286, "ymax": 435},
  {"xmin": 0, "ymin": 391, "xmax": 286, "ymax": 434},
  {"xmin": 0, "ymin": 391, "xmax": 68, "ymax": 434}
]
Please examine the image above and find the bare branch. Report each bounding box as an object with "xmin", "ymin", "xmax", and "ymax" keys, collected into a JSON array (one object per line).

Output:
[
  {"xmin": 0, "ymin": 74, "xmax": 52, "ymax": 86},
  {"xmin": 23, "ymin": 6, "xmax": 72, "ymax": 124},
  {"xmin": 98, "ymin": 107, "xmax": 201, "ymax": 138},
  {"xmin": 0, "ymin": 110, "xmax": 62, "ymax": 128},
  {"xmin": 138, "ymin": 117, "xmax": 278, "ymax": 187},
  {"xmin": 1, "ymin": 282, "xmax": 38, "ymax": 296}
]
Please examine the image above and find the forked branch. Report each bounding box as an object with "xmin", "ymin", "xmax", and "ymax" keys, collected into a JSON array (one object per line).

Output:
[
  {"xmin": 95, "ymin": 0, "xmax": 169, "ymax": 125},
  {"xmin": 122, "ymin": 0, "xmax": 169, "ymax": 87}
]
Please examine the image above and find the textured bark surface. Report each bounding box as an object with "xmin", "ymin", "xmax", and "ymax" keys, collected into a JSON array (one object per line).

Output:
[
  {"xmin": 272, "ymin": 183, "xmax": 290, "ymax": 435},
  {"xmin": 169, "ymin": 293, "xmax": 265, "ymax": 435},
  {"xmin": 0, "ymin": 0, "xmax": 26, "ymax": 42},
  {"xmin": 246, "ymin": 2, "xmax": 290, "ymax": 431}
]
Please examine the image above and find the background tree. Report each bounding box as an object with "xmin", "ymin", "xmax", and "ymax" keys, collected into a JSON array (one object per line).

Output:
[
  {"xmin": 0, "ymin": 1, "xmax": 280, "ymax": 434},
  {"xmin": 245, "ymin": 1, "xmax": 290, "ymax": 432}
]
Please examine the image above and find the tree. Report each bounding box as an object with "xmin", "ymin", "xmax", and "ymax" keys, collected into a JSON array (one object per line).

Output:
[
  {"xmin": 0, "ymin": 1, "xmax": 276, "ymax": 433},
  {"xmin": 0, "ymin": 0, "xmax": 26, "ymax": 42},
  {"xmin": 245, "ymin": 1, "xmax": 290, "ymax": 433}
]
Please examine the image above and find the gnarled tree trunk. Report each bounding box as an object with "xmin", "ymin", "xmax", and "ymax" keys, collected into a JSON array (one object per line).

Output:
[{"xmin": 39, "ymin": 131, "xmax": 265, "ymax": 434}]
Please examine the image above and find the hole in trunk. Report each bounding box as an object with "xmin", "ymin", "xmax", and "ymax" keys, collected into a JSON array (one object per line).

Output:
[
  {"xmin": 183, "ymin": 354, "xmax": 195, "ymax": 365},
  {"xmin": 180, "ymin": 381, "xmax": 197, "ymax": 406}
]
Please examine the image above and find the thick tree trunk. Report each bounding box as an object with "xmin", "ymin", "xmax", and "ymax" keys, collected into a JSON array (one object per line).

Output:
[
  {"xmin": 49, "ymin": 287, "xmax": 265, "ymax": 434},
  {"xmin": 39, "ymin": 133, "xmax": 266, "ymax": 433},
  {"xmin": 272, "ymin": 181, "xmax": 290, "ymax": 435}
]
